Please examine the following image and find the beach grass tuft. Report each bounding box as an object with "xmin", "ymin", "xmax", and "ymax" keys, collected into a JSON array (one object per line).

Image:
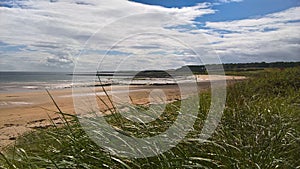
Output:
[{"xmin": 1, "ymin": 67, "xmax": 299, "ymax": 168}]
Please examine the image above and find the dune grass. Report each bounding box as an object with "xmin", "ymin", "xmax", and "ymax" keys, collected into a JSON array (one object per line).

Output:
[{"xmin": 1, "ymin": 67, "xmax": 299, "ymax": 168}]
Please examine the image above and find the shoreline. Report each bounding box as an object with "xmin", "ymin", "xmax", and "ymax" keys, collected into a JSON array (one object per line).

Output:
[{"xmin": 0, "ymin": 75, "xmax": 246, "ymax": 150}]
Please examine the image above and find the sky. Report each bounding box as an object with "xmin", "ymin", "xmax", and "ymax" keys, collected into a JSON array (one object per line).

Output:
[{"xmin": 0, "ymin": 0, "xmax": 299, "ymax": 71}]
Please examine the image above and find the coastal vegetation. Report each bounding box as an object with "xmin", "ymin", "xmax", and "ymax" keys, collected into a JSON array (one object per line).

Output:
[{"xmin": 1, "ymin": 67, "xmax": 299, "ymax": 168}]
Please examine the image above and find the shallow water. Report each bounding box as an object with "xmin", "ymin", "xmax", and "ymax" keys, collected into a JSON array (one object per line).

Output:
[{"xmin": 0, "ymin": 72, "xmax": 191, "ymax": 93}]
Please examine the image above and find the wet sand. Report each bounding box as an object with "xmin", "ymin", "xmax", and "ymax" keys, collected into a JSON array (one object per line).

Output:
[{"xmin": 0, "ymin": 75, "xmax": 246, "ymax": 149}]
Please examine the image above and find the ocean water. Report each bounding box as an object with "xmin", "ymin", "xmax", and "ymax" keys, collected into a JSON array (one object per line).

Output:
[
  {"xmin": 0, "ymin": 72, "xmax": 190, "ymax": 93},
  {"xmin": 0, "ymin": 72, "xmax": 92, "ymax": 93}
]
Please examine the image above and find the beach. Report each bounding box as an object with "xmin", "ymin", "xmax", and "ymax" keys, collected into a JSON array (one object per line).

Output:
[{"xmin": 0, "ymin": 75, "xmax": 246, "ymax": 149}]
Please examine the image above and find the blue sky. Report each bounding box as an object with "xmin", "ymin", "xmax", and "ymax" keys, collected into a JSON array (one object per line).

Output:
[
  {"xmin": 131, "ymin": 0, "xmax": 299, "ymax": 22},
  {"xmin": 0, "ymin": 0, "xmax": 299, "ymax": 71},
  {"xmin": 197, "ymin": 0, "xmax": 299, "ymax": 21}
]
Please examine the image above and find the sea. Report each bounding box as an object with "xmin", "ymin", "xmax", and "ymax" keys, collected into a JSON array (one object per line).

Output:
[
  {"xmin": 0, "ymin": 72, "xmax": 180, "ymax": 93},
  {"xmin": 0, "ymin": 72, "xmax": 74, "ymax": 93}
]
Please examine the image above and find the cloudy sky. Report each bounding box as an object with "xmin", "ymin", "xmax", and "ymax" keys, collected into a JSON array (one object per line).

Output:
[{"xmin": 0, "ymin": 0, "xmax": 299, "ymax": 71}]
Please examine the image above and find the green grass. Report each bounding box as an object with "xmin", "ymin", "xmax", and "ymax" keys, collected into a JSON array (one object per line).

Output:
[
  {"xmin": 1, "ymin": 67, "xmax": 299, "ymax": 168},
  {"xmin": 225, "ymin": 68, "xmax": 276, "ymax": 77}
]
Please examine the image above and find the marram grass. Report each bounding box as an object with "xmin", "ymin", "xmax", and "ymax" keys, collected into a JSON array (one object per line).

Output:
[{"xmin": 1, "ymin": 67, "xmax": 299, "ymax": 168}]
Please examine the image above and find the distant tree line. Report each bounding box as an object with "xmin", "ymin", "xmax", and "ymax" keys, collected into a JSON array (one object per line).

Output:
[
  {"xmin": 93, "ymin": 61, "xmax": 300, "ymax": 78},
  {"xmin": 176, "ymin": 61, "xmax": 300, "ymax": 74},
  {"xmin": 222, "ymin": 61, "xmax": 300, "ymax": 71}
]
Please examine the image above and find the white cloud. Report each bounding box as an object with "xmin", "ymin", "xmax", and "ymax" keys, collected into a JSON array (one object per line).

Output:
[
  {"xmin": 200, "ymin": 7, "xmax": 300, "ymax": 63},
  {"xmin": 0, "ymin": 0, "xmax": 299, "ymax": 71},
  {"xmin": 218, "ymin": 0, "xmax": 243, "ymax": 3},
  {"xmin": 0, "ymin": 0, "xmax": 215, "ymax": 71}
]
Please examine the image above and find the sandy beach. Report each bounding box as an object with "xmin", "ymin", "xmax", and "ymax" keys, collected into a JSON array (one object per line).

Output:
[{"xmin": 0, "ymin": 75, "xmax": 246, "ymax": 149}]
